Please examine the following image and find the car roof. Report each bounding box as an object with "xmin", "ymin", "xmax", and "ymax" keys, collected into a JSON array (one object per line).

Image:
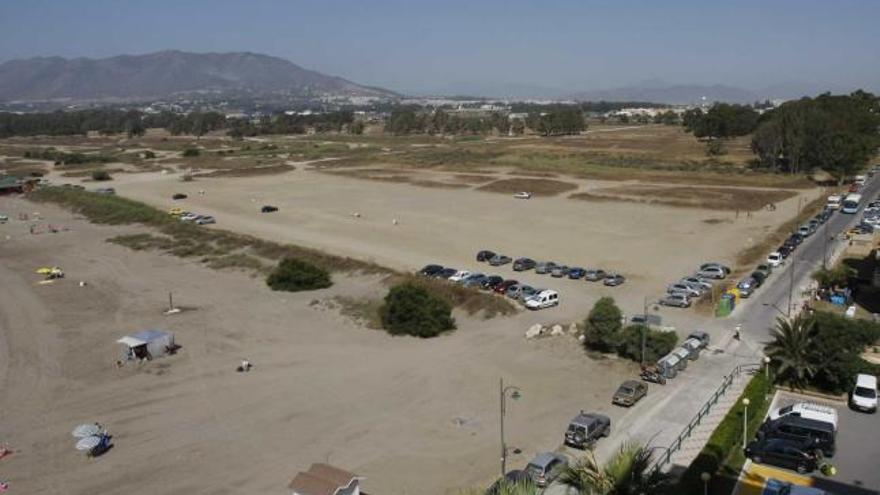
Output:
[
  {"xmin": 856, "ymin": 374, "xmax": 878, "ymax": 387},
  {"xmin": 768, "ymin": 415, "xmax": 834, "ymax": 431},
  {"xmin": 528, "ymin": 452, "xmax": 562, "ymax": 467}
]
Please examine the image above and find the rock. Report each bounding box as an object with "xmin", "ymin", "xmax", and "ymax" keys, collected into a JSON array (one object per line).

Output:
[
  {"xmin": 526, "ymin": 324, "xmax": 543, "ymax": 339},
  {"xmin": 568, "ymin": 323, "xmax": 579, "ymax": 334},
  {"xmin": 578, "ymin": 334, "xmax": 586, "ymax": 342},
  {"xmin": 550, "ymin": 324, "xmax": 564, "ymax": 336}
]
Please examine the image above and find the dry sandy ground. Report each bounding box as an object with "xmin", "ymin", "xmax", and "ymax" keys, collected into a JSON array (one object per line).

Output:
[
  {"xmin": 0, "ymin": 197, "xmax": 638, "ymax": 495},
  {"xmin": 82, "ymin": 168, "xmax": 822, "ymax": 326}
]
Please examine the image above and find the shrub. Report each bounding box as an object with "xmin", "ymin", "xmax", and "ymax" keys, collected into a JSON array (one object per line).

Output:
[
  {"xmin": 143, "ymin": 150, "xmax": 156, "ymax": 159},
  {"xmin": 617, "ymin": 325, "xmax": 678, "ymax": 363},
  {"xmin": 380, "ymin": 282, "xmax": 455, "ymax": 338},
  {"xmin": 266, "ymin": 258, "xmax": 332, "ymax": 292},
  {"xmin": 583, "ymin": 297, "xmax": 622, "ymax": 352},
  {"xmin": 182, "ymin": 148, "xmax": 200, "ymax": 157},
  {"xmin": 91, "ymin": 170, "xmax": 112, "ymax": 181}
]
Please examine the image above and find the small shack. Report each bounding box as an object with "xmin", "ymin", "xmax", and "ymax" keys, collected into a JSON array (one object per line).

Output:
[
  {"xmin": 289, "ymin": 463, "xmax": 364, "ymax": 495},
  {"xmin": 117, "ymin": 330, "xmax": 175, "ymax": 361}
]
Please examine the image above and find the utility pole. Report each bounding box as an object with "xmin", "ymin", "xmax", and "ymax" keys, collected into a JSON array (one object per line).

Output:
[
  {"xmin": 641, "ymin": 296, "xmax": 648, "ymax": 367},
  {"xmin": 788, "ymin": 251, "xmax": 795, "ymax": 318}
]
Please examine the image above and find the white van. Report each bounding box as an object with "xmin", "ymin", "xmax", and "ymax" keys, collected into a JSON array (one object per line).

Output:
[
  {"xmin": 525, "ymin": 290, "xmax": 559, "ymax": 310},
  {"xmin": 854, "ymin": 175, "xmax": 866, "ymax": 185},
  {"xmin": 769, "ymin": 402, "xmax": 839, "ymax": 430},
  {"xmin": 850, "ymin": 374, "xmax": 878, "ymax": 413},
  {"xmin": 826, "ymin": 194, "xmax": 842, "ymax": 210}
]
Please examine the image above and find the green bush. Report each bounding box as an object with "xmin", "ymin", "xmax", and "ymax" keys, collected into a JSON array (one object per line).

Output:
[
  {"xmin": 617, "ymin": 325, "xmax": 678, "ymax": 363},
  {"xmin": 807, "ymin": 311, "xmax": 880, "ymax": 393},
  {"xmin": 266, "ymin": 258, "xmax": 332, "ymax": 292},
  {"xmin": 182, "ymin": 148, "xmax": 200, "ymax": 157},
  {"xmin": 143, "ymin": 150, "xmax": 156, "ymax": 159},
  {"xmin": 91, "ymin": 170, "xmax": 112, "ymax": 181},
  {"xmin": 380, "ymin": 282, "xmax": 455, "ymax": 338},
  {"xmin": 583, "ymin": 297, "xmax": 622, "ymax": 352}
]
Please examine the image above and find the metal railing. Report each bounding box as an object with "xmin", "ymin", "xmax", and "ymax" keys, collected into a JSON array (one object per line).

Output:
[{"xmin": 650, "ymin": 362, "xmax": 762, "ymax": 473}]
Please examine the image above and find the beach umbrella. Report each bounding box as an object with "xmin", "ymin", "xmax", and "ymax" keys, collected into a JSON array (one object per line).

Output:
[{"xmin": 72, "ymin": 424, "xmax": 101, "ymax": 438}]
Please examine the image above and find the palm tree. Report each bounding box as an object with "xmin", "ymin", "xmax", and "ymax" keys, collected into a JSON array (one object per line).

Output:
[
  {"xmin": 559, "ymin": 443, "xmax": 672, "ymax": 495},
  {"xmin": 765, "ymin": 315, "xmax": 816, "ymax": 390}
]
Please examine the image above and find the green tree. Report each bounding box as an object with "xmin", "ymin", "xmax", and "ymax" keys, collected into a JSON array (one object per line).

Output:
[
  {"xmin": 91, "ymin": 170, "xmax": 112, "ymax": 181},
  {"xmin": 616, "ymin": 325, "xmax": 678, "ymax": 363},
  {"xmin": 559, "ymin": 443, "xmax": 673, "ymax": 495},
  {"xmin": 583, "ymin": 297, "xmax": 623, "ymax": 352},
  {"xmin": 182, "ymin": 148, "xmax": 200, "ymax": 157},
  {"xmin": 807, "ymin": 312, "xmax": 880, "ymax": 393},
  {"xmin": 380, "ymin": 282, "xmax": 455, "ymax": 338},
  {"xmin": 766, "ymin": 316, "xmax": 817, "ymax": 391},
  {"xmin": 812, "ymin": 265, "xmax": 855, "ymax": 290},
  {"xmin": 266, "ymin": 258, "xmax": 332, "ymax": 292}
]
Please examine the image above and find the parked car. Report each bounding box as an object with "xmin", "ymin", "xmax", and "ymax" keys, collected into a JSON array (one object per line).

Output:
[
  {"xmin": 737, "ymin": 277, "xmax": 758, "ymax": 298},
  {"xmin": 461, "ymin": 274, "xmax": 488, "ymax": 288},
  {"xmin": 769, "ymin": 403, "xmax": 839, "ymax": 430},
  {"xmin": 850, "ymin": 373, "xmax": 878, "ymax": 413},
  {"xmin": 750, "ymin": 271, "xmax": 767, "ymax": 287},
  {"xmin": 494, "ymin": 279, "xmax": 519, "ymax": 294},
  {"xmin": 513, "ymin": 191, "xmax": 532, "ymax": 199},
  {"xmin": 180, "ymin": 212, "xmax": 201, "ymax": 222},
  {"xmin": 485, "ymin": 470, "xmax": 533, "ymax": 495},
  {"xmin": 512, "ymin": 257, "xmax": 536, "ymax": 271},
  {"xmin": 534, "ymin": 261, "xmax": 557, "ymax": 274},
  {"xmin": 476, "ymin": 250, "xmax": 496, "ymax": 262},
  {"xmin": 603, "ymin": 273, "xmax": 626, "ymax": 286},
  {"xmin": 172, "ymin": 193, "xmax": 188, "ymax": 200},
  {"xmin": 195, "ymin": 215, "xmax": 216, "ymax": 225},
  {"xmin": 798, "ymin": 225, "xmax": 812, "ymax": 237},
  {"xmin": 680, "ymin": 276, "xmax": 713, "ymax": 291},
  {"xmin": 697, "ymin": 266, "xmax": 726, "ymax": 279},
  {"xmin": 584, "ymin": 269, "xmax": 606, "ymax": 281},
  {"xmin": 767, "ymin": 252, "xmax": 784, "ymax": 268},
  {"xmin": 435, "ymin": 267, "xmax": 458, "ymax": 279},
  {"xmin": 448, "ymin": 270, "xmax": 472, "ymax": 282},
  {"xmin": 568, "ymin": 267, "xmax": 587, "ymax": 279},
  {"xmin": 631, "ymin": 314, "xmax": 662, "ymax": 327},
  {"xmin": 525, "ymin": 453, "xmax": 568, "ymax": 488},
  {"xmin": 777, "ymin": 245, "xmax": 792, "ymax": 259},
  {"xmin": 419, "ymin": 264, "xmax": 444, "ymax": 276},
  {"xmin": 168, "ymin": 207, "xmax": 185, "ymax": 216},
  {"xmin": 758, "ymin": 416, "xmax": 836, "ymax": 457},
  {"xmin": 94, "ymin": 187, "xmax": 116, "ymax": 195},
  {"xmin": 488, "ymin": 254, "xmax": 512, "ymax": 266},
  {"xmin": 564, "ymin": 412, "xmax": 610, "ymax": 449},
  {"xmin": 525, "ymin": 289, "xmax": 559, "ymax": 310},
  {"xmin": 788, "ymin": 233, "xmax": 804, "ymax": 246},
  {"xmin": 0, "ymin": 214, "xmax": 8, "ymax": 224},
  {"xmin": 261, "ymin": 205, "xmax": 279, "ymax": 213},
  {"xmin": 550, "ymin": 265, "xmax": 570, "ymax": 277},
  {"xmin": 687, "ymin": 331, "xmax": 710, "ymax": 348},
  {"xmin": 612, "ymin": 380, "xmax": 648, "ymax": 407},
  {"xmin": 513, "ymin": 285, "xmax": 538, "ymax": 301},
  {"xmin": 699, "ymin": 263, "xmax": 731, "ymax": 275},
  {"xmin": 660, "ymin": 294, "xmax": 690, "ymax": 308},
  {"xmin": 744, "ymin": 437, "xmax": 822, "ymax": 474},
  {"xmin": 668, "ymin": 283, "xmax": 701, "ymax": 297},
  {"xmin": 480, "ymin": 275, "xmax": 504, "ymax": 290}
]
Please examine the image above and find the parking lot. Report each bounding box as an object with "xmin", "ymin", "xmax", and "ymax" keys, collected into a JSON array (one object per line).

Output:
[{"xmin": 736, "ymin": 390, "xmax": 880, "ymax": 495}]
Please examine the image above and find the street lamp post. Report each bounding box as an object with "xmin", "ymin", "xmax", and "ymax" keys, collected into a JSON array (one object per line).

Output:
[
  {"xmin": 763, "ymin": 356, "xmax": 771, "ymax": 381},
  {"xmin": 641, "ymin": 296, "xmax": 648, "ymax": 367},
  {"xmin": 788, "ymin": 251, "xmax": 796, "ymax": 318},
  {"xmin": 700, "ymin": 472, "xmax": 711, "ymax": 495},
  {"xmin": 742, "ymin": 398, "xmax": 751, "ymax": 449},
  {"xmin": 499, "ymin": 378, "xmax": 521, "ymax": 477}
]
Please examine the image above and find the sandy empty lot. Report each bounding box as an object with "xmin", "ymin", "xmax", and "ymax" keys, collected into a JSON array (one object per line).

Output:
[
  {"xmin": 1, "ymin": 198, "xmax": 640, "ymax": 495},
  {"xmin": 88, "ymin": 167, "xmax": 820, "ymax": 324}
]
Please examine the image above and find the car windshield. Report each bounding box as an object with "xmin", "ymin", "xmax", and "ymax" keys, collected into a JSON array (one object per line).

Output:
[{"xmin": 855, "ymin": 386, "xmax": 877, "ymax": 398}]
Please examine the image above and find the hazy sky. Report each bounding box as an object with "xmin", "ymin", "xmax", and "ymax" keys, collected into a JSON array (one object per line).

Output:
[{"xmin": 2, "ymin": 0, "xmax": 879, "ymax": 94}]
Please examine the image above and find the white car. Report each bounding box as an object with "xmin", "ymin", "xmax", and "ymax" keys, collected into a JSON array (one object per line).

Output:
[
  {"xmin": 525, "ymin": 289, "xmax": 559, "ymax": 310},
  {"xmin": 680, "ymin": 276, "xmax": 713, "ymax": 291},
  {"xmin": 0, "ymin": 214, "xmax": 8, "ymax": 224},
  {"xmin": 767, "ymin": 252, "xmax": 783, "ymax": 268},
  {"xmin": 514, "ymin": 191, "xmax": 532, "ymax": 199},
  {"xmin": 697, "ymin": 266, "xmax": 726, "ymax": 279},
  {"xmin": 195, "ymin": 215, "xmax": 216, "ymax": 225},
  {"xmin": 769, "ymin": 402, "xmax": 838, "ymax": 430},
  {"xmin": 850, "ymin": 373, "xmax": 878, "ymax": 413},
  {"xmin": 180, "ymin": 213, "xmax": 201, "ymax": 222},
  {"xmin": 447, "ymin": 270, "xmax": 472, "ymax": 282}
]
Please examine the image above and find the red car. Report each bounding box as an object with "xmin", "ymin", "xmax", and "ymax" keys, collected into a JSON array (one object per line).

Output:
[
  {"xmin": 849, "ymin": 183, "xmax": 860, "ymax": 193},
  {"xmin": 494, "ymin": 279, "xmax": 519, "ymax": 294}
]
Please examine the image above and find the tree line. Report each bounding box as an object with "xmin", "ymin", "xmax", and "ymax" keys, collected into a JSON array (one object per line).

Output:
[{"xmin": 386, "ymin": 107, "xmax": 585, "ymax": 136}]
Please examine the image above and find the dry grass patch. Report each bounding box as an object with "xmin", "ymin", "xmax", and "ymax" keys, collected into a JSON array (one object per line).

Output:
[
  {"xmin": 195, "ymin": 164, "xmax": 295, "ymax": 178},
  {"xmin": 477, "ymin": 178, "xmax": 578, "ymax": 196},
  {"xmin": 734, "ymin": 195, "xmax": 827, "ymax": 268},
  {"xmin": 572, "ymin": 185, "xmax": 797, "ymax": 211}
]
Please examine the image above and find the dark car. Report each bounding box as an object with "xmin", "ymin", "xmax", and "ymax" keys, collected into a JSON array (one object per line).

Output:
[
  {"xmin": 513, "ymin": 257, "xmax": 536, "ymax": 271},
  {"xmin": 750, "ymin": 271, "xmax": 767, "ymax": 287},
  {"xmin": 568, "ymin": 267, "xmax": 587, "ymax": 279},
  {"xmin": 777, "ymin": 245, "xmax": 792, "ymax": 259},
  {"xmin": 261, "ymin": 205, "xmax": 279, "ymax": 213},
  {"xmin": 788, "ymin": 233, "xmax": 804, "ymax": 246},
  {"xmin": 419, "ymin": 264, "xmax": 444, "ymax": 276},
  {"xmin": 604, "ymin": 273, "xmax": 626, "ymax": 287},
  {"xmin": 535, "ymin": 261, "xmax": 557, "ymax": 274},
  {"xmin": 480, "ymin": 275, "xmax": 505, "ymax": 290},
  {"xmin": 564, "ymin": 412, "xmax": 611, "ymax": 449},
  {"xmin": 489, "ymin": 254, "xmax": 513, "ymax": 266},
  {"xmin": 476, "ymin": 250, "xmax": 496, "ymax": 262},
  {"xmin": 744, "ymin": 437, "xmax": 821, "ymax": 474},
  {"xmin": 758, "ymin": 416, "xmax": 836, "ymax": 457},
  {"xmin": 493, "ymin": 279, "xmax": 519, "ymax": 294},
  {"xmin": 612, "ymin": 380, "xmax": 648, "ymax": 407},
  {"xmin": 172, "ymin": 193, "xmax": 188, "ymax": 200},
  {"xmin": 485, "ymin": 470, "xmax": 533, "ymax": 495},
  {"xmin": 584, "ymin": 269, "xmax": 607, "ymax": 281},
  {"xmin": 435, "ymin": 267, "xmax": 457, "ymax": 279},
  {"xmin": 687, "ymin": 331, "xmax": 710, "ymax": 348}
]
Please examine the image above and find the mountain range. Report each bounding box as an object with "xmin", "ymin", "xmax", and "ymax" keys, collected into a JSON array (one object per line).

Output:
[{"xmin": 0, "ymin": 50, "xmax": 397, "ymax": 102}]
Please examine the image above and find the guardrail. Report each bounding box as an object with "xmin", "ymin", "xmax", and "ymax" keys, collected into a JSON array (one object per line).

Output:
[{"xmin": 651, "ymin": 362, "xmax": 762, "ymax": 473}]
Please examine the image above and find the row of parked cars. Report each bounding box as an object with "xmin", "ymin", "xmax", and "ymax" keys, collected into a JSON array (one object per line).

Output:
[
  {"xmin": 418, "ymin": 264, "xmax": 561, "ymax": 310},
  {"xmin": 745, "ymin": 373, "xmax": 878, "ymax": 475},
  {"xmin": 168, "ymin": 207, "xmax": 216, "ymax": 225},
  {"xmin": 658, "ymin": 262, "xmax": 732, "ymax": 308},
  {"xmin": 475, "ymin": 250, "xmax": 626, "ymax": 286}
]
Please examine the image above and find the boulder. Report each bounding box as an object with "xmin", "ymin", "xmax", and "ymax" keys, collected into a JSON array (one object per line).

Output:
[
  {"xmin": 550, "ymin": 324, "xmax": 564, "ymax": 336},
  {"xmin": 568, "ymin": 323, "xmax": 579, "ymax": 334},
  {"xmin": 526, "ymin": 324, "xmax": 544, "ymax": 339}
]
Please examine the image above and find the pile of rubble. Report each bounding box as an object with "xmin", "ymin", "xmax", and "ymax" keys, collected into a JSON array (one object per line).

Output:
[{"xmin": 525, "ymin": 322, "xmax": 579, "ymax": 339}]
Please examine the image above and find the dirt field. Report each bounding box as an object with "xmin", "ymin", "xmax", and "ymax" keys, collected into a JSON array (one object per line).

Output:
[{"xmin": 0, "ymin": 197, "xmax": 636, "ymax": 495}]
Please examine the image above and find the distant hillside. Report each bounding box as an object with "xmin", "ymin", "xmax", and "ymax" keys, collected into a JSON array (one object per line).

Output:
[
  {"xmin": 0, "ymin": 50, "xmax": 398, "ymax": 102},
  {"xmin": 570, "ymin": 84, "xmax": 761, "ymax": 105}
]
